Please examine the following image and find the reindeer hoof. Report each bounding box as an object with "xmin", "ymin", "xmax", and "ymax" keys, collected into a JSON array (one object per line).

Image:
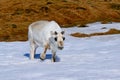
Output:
[
  {"xmin": 40, "ymin": 57, "xmax": 45, "ymax": 61},
  {"xmin": 52, "ymin": 57, "xmax": 56, "ymax": 62},
  {"xmin": 40, "ymin": 53, "xmax": 46, "ymax": 60}
]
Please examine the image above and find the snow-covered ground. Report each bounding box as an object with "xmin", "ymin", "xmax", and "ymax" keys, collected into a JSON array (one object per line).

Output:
[{"xmin": 0, "ymin": 22, "xmax": 120, "ymax": 80}]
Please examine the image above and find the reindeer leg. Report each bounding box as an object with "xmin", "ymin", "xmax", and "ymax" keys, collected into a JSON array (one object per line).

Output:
[
  {"xmin": 40, "ymin": 45, "xmax": 48, "ymax": 60},
  {"xmin": 51, "ymin": 50, "xmax": 56, "ymax": 62},
  {"xmin": 30, "ymin": 41, "xmax": 37, "ymax": 60}
]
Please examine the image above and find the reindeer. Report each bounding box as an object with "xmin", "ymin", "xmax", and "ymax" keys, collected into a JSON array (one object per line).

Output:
[{"xmin": 28, "ymin": 20, "xmax": 65, "ymax": 62}]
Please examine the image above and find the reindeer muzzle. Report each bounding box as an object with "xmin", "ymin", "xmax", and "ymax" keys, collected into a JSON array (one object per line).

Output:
[{"xmin": 58, "ymin": 46, "xmax": 64, "ymax": 50}]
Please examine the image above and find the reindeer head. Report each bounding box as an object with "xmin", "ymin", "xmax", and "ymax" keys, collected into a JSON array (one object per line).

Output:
[{"xmin": 51, "ymin": 31, "xmax": 65, "ymax": 50}]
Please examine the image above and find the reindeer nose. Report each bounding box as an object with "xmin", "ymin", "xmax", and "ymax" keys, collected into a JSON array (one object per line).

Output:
[{"xmin": 58, "ymin": 47, "xmax": 64, "ymax": 50}]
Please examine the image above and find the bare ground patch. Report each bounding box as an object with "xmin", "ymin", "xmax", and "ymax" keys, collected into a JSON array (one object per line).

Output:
[{"xmin": 70, "ymin": 28, "xmax": 120, "ymax": 38}]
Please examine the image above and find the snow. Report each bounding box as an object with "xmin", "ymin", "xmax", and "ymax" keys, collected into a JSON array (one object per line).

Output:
[{"xmin": 0, "ymin": 22, "xmax": 120, "ymax": 80}]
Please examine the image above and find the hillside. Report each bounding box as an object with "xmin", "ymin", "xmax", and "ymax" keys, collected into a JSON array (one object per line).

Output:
[{"xmin": 0, "ymin": 0, "xmax": 120, "ymax": 41}]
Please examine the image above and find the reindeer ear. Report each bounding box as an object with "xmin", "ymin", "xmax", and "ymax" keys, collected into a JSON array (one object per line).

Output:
[
  {"xmin": 50, "ymin": 31, "xmax": 58, "ymax": 35},
  {"xmin": 61, "ymin": 31, "xmax": 65, "ymax": 35},
  {"xmin": 54, "ymin": 31, "xmax": 58, "ymax": 35}
]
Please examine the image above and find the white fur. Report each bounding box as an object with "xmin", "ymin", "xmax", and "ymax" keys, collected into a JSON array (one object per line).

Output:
[{"xmin": 28, "ymin": 20, "xmax": 65, "ymax": 62}]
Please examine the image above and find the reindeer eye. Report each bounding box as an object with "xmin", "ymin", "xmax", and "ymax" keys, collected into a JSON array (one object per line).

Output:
[
  {"xmin": 63, "ymin": 37, "xmax": 65, "ymax": 41},
  {"xmin": 54, "ymin": 37, "xmax": 57, "ymax": 41}
]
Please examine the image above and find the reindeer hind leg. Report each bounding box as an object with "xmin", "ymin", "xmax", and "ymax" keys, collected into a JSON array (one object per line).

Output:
[{"xmin": 30, "ymin": 41, "xmax": 37, "ymax": 60}]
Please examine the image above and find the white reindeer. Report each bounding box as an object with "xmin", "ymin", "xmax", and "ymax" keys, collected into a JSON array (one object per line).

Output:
[{"xmin": 28, "ymin": 20, "xmax": 65, "ymax": 62}]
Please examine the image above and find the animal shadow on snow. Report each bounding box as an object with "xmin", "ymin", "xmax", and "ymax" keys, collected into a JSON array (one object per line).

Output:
[{"xmin": 24, "ymin": 53, "xmax": 60, "ymax": 62}]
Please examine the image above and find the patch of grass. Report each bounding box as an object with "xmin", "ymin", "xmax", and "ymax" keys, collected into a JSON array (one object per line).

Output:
[
  {"xmin": 110, "ymin": 3, "xmax": 120, "ymax": 10},
  {"xmin": 71, "ymin": 33, "xmax": 90, "ymax": 37},
  {"xmin": 71, "ymin": 28, "xmax": 120, "ymax": 38}
]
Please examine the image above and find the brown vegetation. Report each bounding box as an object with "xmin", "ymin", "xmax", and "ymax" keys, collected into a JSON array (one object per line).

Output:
[
  {"xmin": 0, "ymin": 0, "xmax": 120, "ymax": 41},
  {"xmin": 71, "ymin": 28, "xmax": 120, "ymax": 38}
]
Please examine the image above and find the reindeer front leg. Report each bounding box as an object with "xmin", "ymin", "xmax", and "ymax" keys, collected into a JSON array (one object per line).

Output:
[
  {"xmin": 40, "ymin": 44, "xmax": 48, "ymax": 60},
  {"xmin": 51, "ymin": 50, "xmax": 56, "ymax": 62}
]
